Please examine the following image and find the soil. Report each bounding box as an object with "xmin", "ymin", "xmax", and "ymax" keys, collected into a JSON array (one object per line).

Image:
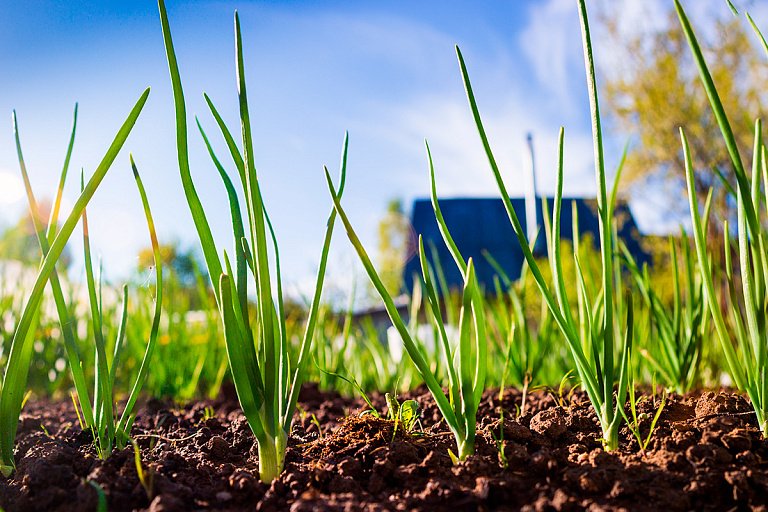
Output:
[{"xmin": 1, "ymin": 383, "xmax": 767, "ymax": 511}]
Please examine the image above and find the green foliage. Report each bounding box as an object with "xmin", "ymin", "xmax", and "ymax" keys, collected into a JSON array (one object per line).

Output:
[
  {"xmin": 394, "ymin": 397, "xmax": 420, "ymax": 433},
  {"xmin": 484, "ymin": 242, "xmax": 565, "ymax": 393},
  {"xmin": 621, "ymin": 230, "xmax": 712, "ymax": 394},
  {"xmin": 131, "ymin": 258, "xmax": 225, "ymax": 400},
  {"xmin": 384, "ymin": 393, "xmax": 421, "ymax": 436}
]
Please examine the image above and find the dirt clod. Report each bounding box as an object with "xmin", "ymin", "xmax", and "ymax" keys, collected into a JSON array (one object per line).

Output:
[{"xmin": 529, "ymin": 408, "xmax": 568, "ymax": 439}]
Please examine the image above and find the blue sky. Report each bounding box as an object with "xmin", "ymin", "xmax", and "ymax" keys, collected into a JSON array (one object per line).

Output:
[{"xmin": 1, "ymin": 0, "xmax": 765, "ymax": 300}]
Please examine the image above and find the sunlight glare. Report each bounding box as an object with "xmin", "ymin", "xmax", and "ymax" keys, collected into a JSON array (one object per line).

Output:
[{"xmin": 0, "ymin": 171, "xmax": 24, "ymax": 205}]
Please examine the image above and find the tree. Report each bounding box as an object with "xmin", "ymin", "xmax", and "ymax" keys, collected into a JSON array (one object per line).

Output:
[
  {"xmin": 598, "ymin": 6, "xmax": 766, "ymax": 229},
  {"xmin": 0, "ymin": 200, "xmax": 71, "ymax": 269},
  {"xmin": 376, "ymin": 199, "xmax": 413, "ymax": 297},
  {"xmin": 137, "ymin": 242, "xmax": 201, "ymax": 287},
  {"xmin": 136, "ymin": 242, "xmax": 210, "ymax": 310}
]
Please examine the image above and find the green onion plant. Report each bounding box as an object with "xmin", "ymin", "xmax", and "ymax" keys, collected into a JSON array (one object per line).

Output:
[
  {"xmin": 0, "ymin": 89, "xmax": 149, "ymax": 475},
  {"xmin": 620, "ymin": 228, "xmax": 710, "ymax": 394},
  {"xmin": 676, "ymin": 0, "xmax": 768, "ymax": 435},
  {"xmin": 454, "ymin": 0, "xmax": 633, "ymax": 450},
  {"xmin": 158, "ymin": 0, "xmax": 345, "ymax": 481},
  {"xmin": 14, "ymin": 108, "xmax": 162, "ymax": 460},
  {"xmin": 327, "ymin": 128, "xmax": 488, "ymax": 462},
  {"xmin": 78, "ymin": 155, "xmax": 163, "ymax": 458}
]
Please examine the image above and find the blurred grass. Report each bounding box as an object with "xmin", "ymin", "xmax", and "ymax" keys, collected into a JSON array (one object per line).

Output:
[{"xmin": 0, "ymin": 225, "xmax": 729, "ymax": 403}]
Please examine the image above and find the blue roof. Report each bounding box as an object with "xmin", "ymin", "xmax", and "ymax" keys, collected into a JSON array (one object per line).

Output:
[{"xmin": 402, "ymin": 197, "xmax": 650, "ymax": 294}]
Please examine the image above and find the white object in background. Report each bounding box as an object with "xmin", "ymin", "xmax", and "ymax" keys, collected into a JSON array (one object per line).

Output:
[
  {"xmin": 387, "ymin": 323, "xmax": 458, "ymax": 363},
  {"xmin": 524, "ymin": 132, "xmax": 538, "ymax": 244}
]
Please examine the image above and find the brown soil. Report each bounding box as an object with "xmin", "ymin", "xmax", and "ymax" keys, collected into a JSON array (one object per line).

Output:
[{"xmin": 1, "ymin": 383, "xmax": 767, "ymax": 511}]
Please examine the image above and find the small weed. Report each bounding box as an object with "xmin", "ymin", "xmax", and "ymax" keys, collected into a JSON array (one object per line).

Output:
[
  {"xmin": 619, "ymin": 385, "xmax": 667, "ymax": 454},
  {"xmin": 385, "ymin": 392, "xmax": 422, "ymax": 439},
  {"xmin": 310, "ymin": 414, "xmax": 324, "ymax": 438},
  {"xmin": 131, "ymin": 439, "xmax": 154, "ymax": 500},
  {"xmin": 490, "ymin": 408, "xmax": 508, "ymax": 468},
  {"xmin": 86, "ymin": 480, "xmax": 107, "ymax": 512},
  {"xmin": 538, "ymin": 371, "xmax": 577, "ymax": 408}
]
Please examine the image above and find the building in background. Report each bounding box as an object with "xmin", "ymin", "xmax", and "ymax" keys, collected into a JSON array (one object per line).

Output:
[
  {"xmin": 401, "ymin": 196, "xmax": 650, "ymax": 295},
  {"xmin": 402, "ymin": 132, "xmax": 649, "ymax": 295}
]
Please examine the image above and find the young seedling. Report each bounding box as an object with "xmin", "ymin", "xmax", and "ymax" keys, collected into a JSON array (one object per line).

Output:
[
  {"xmin": 540, "ymin": 372, "xmax": 579, "ymax": 409},
  {"xmin": 490, "ymin": 408, "xmax": 509, "ymax": 469},
  {"xmin": 158, "ymin": 0, "xmax": 345, "ymax": 481},
  {"xmin": 618, "ymin": 384, "xmax": 667, "ymax": 454},
  {"xmin": 309, "ymin": 414, "xmax": 324, "ymax": 438},
  {"xmin": 131, "ymin": 439, "xmax": 154, "ymax": 500},
  {"xmin": 385, "ymin": 393, "xmax": 422, "ymax": 437},
  {"xmin": 320, "ymin": 365, "xmax": 422, "ymax": 436}
]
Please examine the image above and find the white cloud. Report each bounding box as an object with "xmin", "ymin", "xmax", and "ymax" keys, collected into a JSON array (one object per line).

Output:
[
  {"xmin": 518, "ymin": 0, "xmax": 583, "ymax": 116},
  {"xmin": 358, "ymin": 86, "xmax": 598, "ymax": 202}
]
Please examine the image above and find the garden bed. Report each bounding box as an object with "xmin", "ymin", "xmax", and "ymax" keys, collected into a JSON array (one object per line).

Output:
[{"xmin": 1, "ymin": 383, "xmax": 766, "ymax": 511}]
